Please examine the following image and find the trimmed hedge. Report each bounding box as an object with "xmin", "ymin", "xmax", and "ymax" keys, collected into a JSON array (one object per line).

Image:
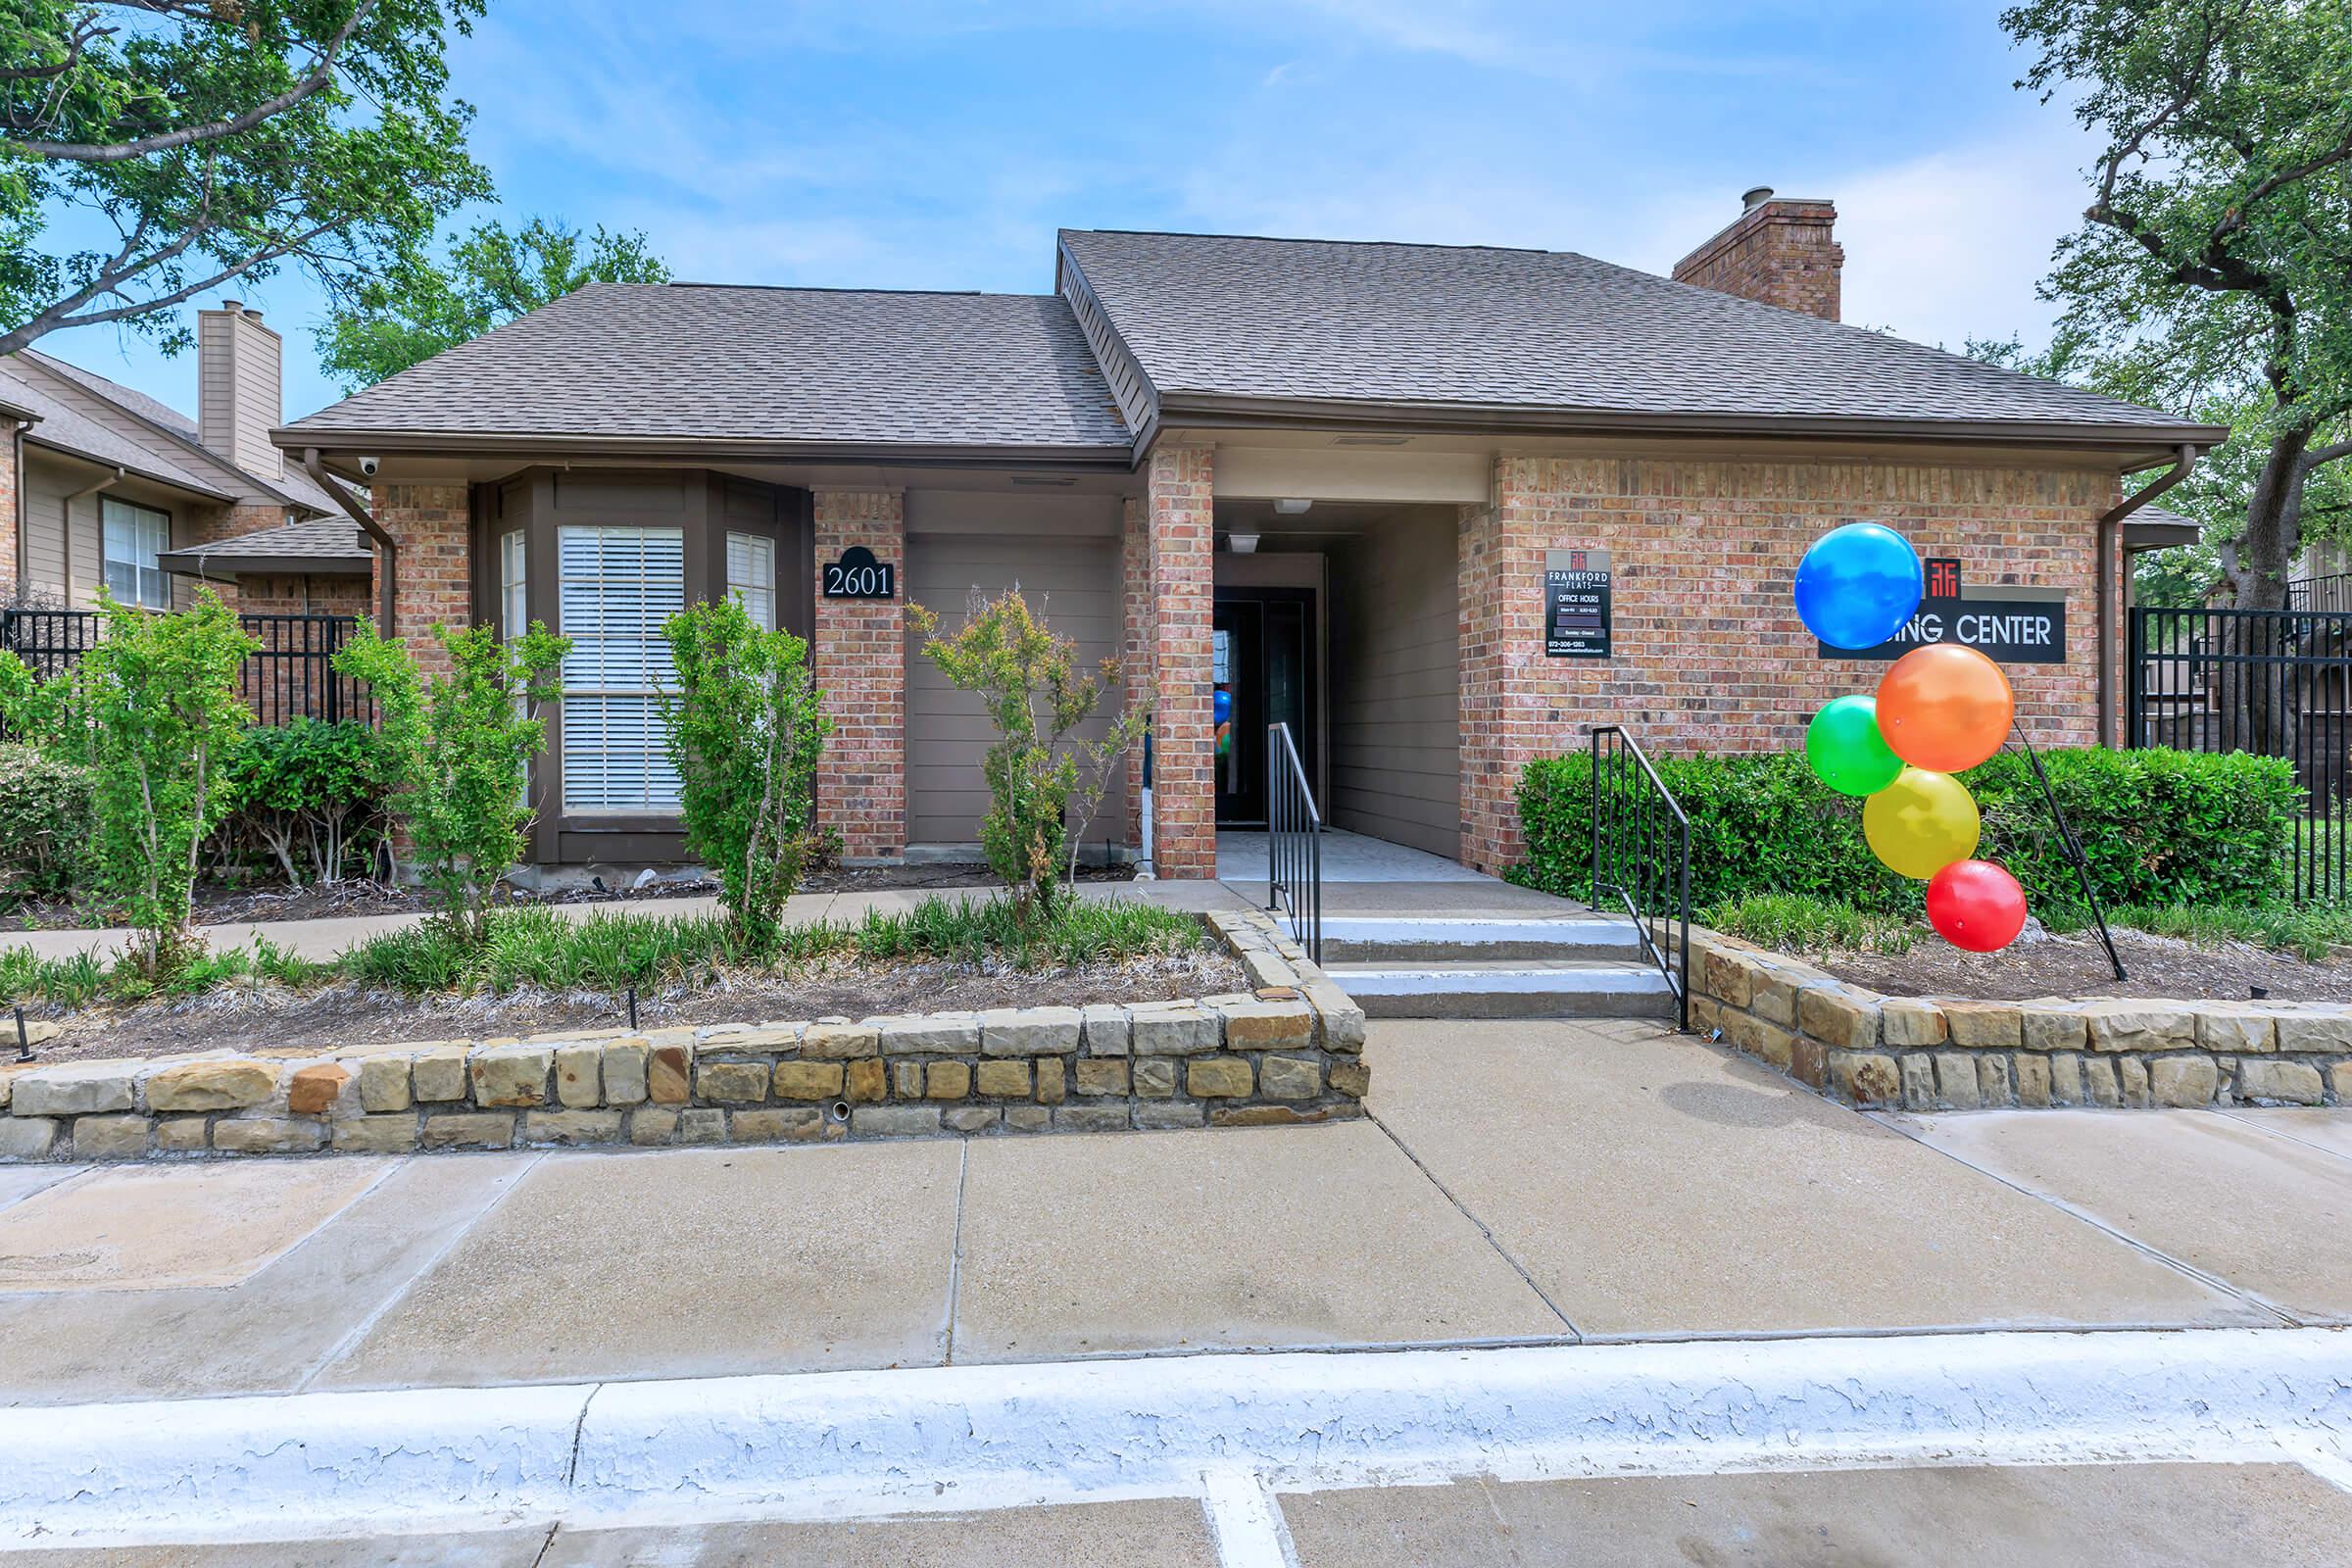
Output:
[
  {"xmin": 1511, "ymin": 745, "xmax": 2301, "ymax": 913},
  {"xmin": 0, "ymin": 742, "xmax": 92, "ymax": 898}
]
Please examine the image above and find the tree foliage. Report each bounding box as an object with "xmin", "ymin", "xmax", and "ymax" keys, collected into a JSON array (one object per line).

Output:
[
  {"xmin": 0, "ymin": 0, "xmax": 491, "ymax": 357},
  {"xmin": 316, "ymin": 215, "xmax": 668, "ymax": 390},
  {"xmin": 908, "ymin": 587, "xmax": 1148, "ymax": 918},
  {"xmin": 658, "ymin": 597, "xmax": 829, "ymax": 953},
  {"xmin": 333, "ymin": 617, "xmax": 567, "ymax": 945},
  {"xmin": 2001, "ymin": 0, "xmax": 2352, "ymax": 611},
  {"xmin": 0, "ymin": 588, "xmax": 255, "ymax": 974}
]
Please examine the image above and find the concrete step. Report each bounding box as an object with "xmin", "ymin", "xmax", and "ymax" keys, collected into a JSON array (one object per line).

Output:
[
  {"xmin": 1317, "ymin": 915, "xmax": 1646, "ymax": 964},
  {"xmin": 1325, "ymin": 958, "xmax": 1678, "ymax": 1020}
]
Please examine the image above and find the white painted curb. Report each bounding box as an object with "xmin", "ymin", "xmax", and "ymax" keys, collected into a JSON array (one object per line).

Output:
[{"xmin": 5, "ymin": 1329, "xmax": 2350, "ymax": 1544}]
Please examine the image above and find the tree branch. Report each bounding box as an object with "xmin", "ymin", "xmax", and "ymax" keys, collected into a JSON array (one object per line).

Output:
[
  {"xmin": 17, "ymin": 0, "xmax": 381, "ymax": 164},
  {"xmin": 2302, "ymin": 440, "xmax": 2352, "ymax": 473}
]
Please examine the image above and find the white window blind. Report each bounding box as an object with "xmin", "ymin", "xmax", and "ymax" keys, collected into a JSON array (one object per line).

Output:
[
  {"xmin": 559, "ymin": 525, "xmax": 684, "ymax": 812},
  {"xmin": 500, "ymin": 529, "xmax": 526, "ymax": 639},
  {"xmin": 101, "ymin": 498, "xmax": 170, "ymax": 609},
  {"xmin": 726, "ymin": 531, "xmax": 776, "ymax": 631}
]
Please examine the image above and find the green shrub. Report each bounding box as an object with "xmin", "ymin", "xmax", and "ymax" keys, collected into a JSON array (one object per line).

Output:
[
  {"xmin": 1514, "ymin": 745, "xmax": 2299, "ymax": 915},
  {"xmin": 220, "ymin": 718, "xmax": 394, "ymax": 885},
  {"xmin": 0, "ymin": 590, "xmax": 257, "ymax": 974},
  {"xmin": 334, "ymin": 618, "xmax": 569, "ymax": 944},
  {"xmin": 0, "ymin": 743, "xmax": 91, "ymax": 899},
  {"xmin": 659, "ymin": 598, "xmax": 830, "ymax": 952},
  {"xmin": 908, "ymin": 588, "xmax": 1148, "ymax": 918}
]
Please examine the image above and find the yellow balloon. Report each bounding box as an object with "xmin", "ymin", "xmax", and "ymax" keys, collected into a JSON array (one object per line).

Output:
[{"xmin": 1863, "ymin": 767, "xmax": 1981, "ymax": 880}]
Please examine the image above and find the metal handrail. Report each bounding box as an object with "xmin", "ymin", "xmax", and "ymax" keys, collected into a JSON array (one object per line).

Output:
[
  {"xmin": 1589, "ymin": 725, "xmax": 1690, "ymax": 1030},
  {"xmin": 1267, "ymin": 720, "xmax": 1323, "ymax": 963}
]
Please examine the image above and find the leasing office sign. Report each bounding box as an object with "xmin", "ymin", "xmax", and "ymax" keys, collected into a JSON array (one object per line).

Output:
[{"xmin": 1817, "ymin": 559, "xmax": 2068, "ymax": 664}]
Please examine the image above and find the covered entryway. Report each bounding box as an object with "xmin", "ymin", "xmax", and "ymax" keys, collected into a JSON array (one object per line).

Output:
[{"xmin": 1212, "ymin": 500, "xmax": 1462, "ymax": 862}]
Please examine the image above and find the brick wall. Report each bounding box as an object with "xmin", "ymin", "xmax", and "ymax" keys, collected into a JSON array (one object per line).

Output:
[
  {"xmin": 370, "ymin": 483, "xmax": 472, "ymax": 677},
  {"xmin": 1147, "ymin": 446, "xmax": 1215, "ymax": 878},
  {"xmin": 236, "ymin": 573, "xmax": 370, "ymax": 618},
  {"xmin": 1456, "ymin": 454, "xmax": 2119, "ymax": 874},
  {"xmin": 814, "ymin": 489, "xmax": 906, "ymax": 862},
  {"xmin": 1121, "ymin": 496, "xmax": 1152, "ymax": 848},
  {"xmin": 1671, "ymin": 197, "xmax": 1843, "ymax": 320}
]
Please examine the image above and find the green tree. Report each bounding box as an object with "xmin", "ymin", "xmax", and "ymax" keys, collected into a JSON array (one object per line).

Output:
[
  {"xmin": 908, "ymin": 587, "xmax": 1148, "ymax": 918},
  {"xmin": 2002, "ymin": 0, "xmax": 2352, "ymax": 613},
  {"xmin": 315, "ymin": 215, "xmax": 668, "ymax": 390},
  {"xmin": 333, "ymin": 617, "xmax": 567, "ymax": 944},
  {"xmin": 0, "ymin": 589, "xmax": 256, "ymax": 974},
  {"xmin": 1, "ymin": 1, "xmax": 492, "ymax": 358},
  {"xmin": 658, "ymin": 598, "xmax": 830, "ymax": 953}
]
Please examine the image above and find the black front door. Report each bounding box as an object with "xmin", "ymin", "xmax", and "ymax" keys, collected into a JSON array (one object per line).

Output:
[{"xmin": 1213, "ymin": 587, "xmax": 1316, "ymax": 828}]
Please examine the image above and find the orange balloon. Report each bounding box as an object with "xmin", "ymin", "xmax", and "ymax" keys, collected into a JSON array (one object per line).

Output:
[{"xmin": 1876, "ymin": 644, "xmax": 2014, "ymax": 772}]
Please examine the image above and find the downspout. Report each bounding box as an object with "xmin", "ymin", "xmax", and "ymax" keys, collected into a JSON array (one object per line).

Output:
[
  {"xmin": 62, "ymin": 466, "xmax": 125, "ymax": 601},
  {"xmin": 2096, "ymin": 442, "xmax": 2201, "ymax": 748},
  {"xmin": 303, "ymin": 447, "xmax": 398, "ymax": 634},
  {"xmin": 11, "ymin": 418, "xmax": 28, "ymax": 591}
]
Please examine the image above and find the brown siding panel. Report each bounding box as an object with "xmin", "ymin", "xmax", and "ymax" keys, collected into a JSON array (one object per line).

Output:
[{"xmin": 1328, "ymin": 511, "xmax": 1461, "ymax": 859}]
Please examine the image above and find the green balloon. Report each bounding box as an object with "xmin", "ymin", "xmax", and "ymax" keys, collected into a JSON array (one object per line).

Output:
[{"xmin": 1806, "ymin": 695, "xmax": 1903, "ymax": 797}]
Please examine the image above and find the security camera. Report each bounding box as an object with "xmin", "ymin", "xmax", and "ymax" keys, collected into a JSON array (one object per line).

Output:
[{"xmin": 357, "ymin": 455, "xmax": 380, "ymax": 478}]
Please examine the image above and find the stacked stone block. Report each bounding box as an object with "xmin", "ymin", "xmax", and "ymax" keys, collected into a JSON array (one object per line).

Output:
[
  {"xmin": 1682, "ymin": 924, "xmax": 2352, "ymax": 1111},
  {"xmin": 0, "ymin": 912, "xmax": 1369, "ymax": 1162}
]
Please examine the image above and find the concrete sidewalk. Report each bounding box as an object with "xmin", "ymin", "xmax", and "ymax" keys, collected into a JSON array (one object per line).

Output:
[{"xmin": 3, "ymin": 1020, "xmax": 2345, "ymax": 1406}]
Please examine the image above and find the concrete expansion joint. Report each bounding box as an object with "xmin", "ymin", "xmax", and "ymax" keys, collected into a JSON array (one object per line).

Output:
[{"xmin": 6, "ymin": 1327, "xmax": 2349, "ymax": 1546}]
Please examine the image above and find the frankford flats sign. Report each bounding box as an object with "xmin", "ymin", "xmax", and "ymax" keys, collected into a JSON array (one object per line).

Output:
[{"xmin": 1817, "ymin": 558, "xmax": 2067, "ymax": 664}]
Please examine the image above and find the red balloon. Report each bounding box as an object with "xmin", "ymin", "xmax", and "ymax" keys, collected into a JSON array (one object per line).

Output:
[{"xmin": 1926, "ymin": 859, "xmax": 2029, "ymax": 953}]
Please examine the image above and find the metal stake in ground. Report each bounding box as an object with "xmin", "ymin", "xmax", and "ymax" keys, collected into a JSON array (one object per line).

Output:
[
  {"xmin": 2012, "ymin": 723, "xmax": 2127, "ymax": 983},
  {"xmin": 12, "ymin": 1006, "xmax": 26, "ymax": 1061}
]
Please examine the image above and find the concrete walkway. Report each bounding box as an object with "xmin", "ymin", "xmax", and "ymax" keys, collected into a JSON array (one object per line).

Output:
[
  {"xmin": 3, "ymin": 1020, "xmax": 2344, "ymax": 1407},
  {"xmin": 4, "ymin": 1019, "xmax": 2351, "ymax": 1560}
]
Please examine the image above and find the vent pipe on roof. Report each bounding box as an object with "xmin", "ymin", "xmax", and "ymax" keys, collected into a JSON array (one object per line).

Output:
[{"xmin": 1741, "ymin": 185, "xmax": 1775, "ymax": 211}]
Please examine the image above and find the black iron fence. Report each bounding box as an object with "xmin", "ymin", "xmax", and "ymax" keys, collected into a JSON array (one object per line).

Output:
[
  {"xmin": 1590, "ymin": 724, "xmax": 1690, "ymax": 1029},
  {"xmin": 2287, "ymin": 573, "xmax": 2352, "ymax": 613},
  {"xmin": 1266, "ymin": 720, "xmax": 1323, "ymax": 963},
  {"xmin": 2128, "ymin": 605, "xmax": 2352, "ymax": 903},
  {"xmin": 0, "ymin": 609, "xmax": 372, "ymax": 729}
]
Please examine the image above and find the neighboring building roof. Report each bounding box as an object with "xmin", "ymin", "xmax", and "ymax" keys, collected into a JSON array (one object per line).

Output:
[
  {"xmin": 156, "ymin": 517, "xmax": 371, "ymax": 576},
  {"xmin": 2123, "ymin": 504, "xmax": 2203, "ymax": 552},
  {"xmin": 278, "ymin": 283, "xmax": 1134, "ymax": 458},
  {"xmin": 0, "ymin": 350, "xmax": 339, "ymax": 514},
  {"xmin": 1054, "ymin": 229, "xmax": 2223, "ymax": 446}
]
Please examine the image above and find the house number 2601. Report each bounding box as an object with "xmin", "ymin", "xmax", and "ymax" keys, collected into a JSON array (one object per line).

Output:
[{"xmin": 822, "ymin": 546, "xmax": 895, "ymax": 600}]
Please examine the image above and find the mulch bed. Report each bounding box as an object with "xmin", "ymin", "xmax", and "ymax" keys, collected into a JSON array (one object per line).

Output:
[
  {"xmin": 8, "ymin": 947, "xmax": 1246, "ymax": 1065},
  {"xmin": 1825, "ymin": 927, "xmax": 2352, "ymax": 1004},
  {"xmin": 0, "ymin": 862, "xmax": 1137, "ymax": 932}
]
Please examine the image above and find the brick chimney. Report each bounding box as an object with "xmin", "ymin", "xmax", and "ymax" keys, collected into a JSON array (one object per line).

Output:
[
  {"xmin": 197, "ymin": 299, "xmax": 283, "ymax": 479},
  {"xmin": 1671, "ymin": 186, "xmax": 1843, "ymax": 321}
]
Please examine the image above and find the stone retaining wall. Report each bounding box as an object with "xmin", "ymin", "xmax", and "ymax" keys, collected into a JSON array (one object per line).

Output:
[
  {"xmin": 1680, "ymin": 924, "xmax": 2352, "ymax": 1112},
  {"xmin": 0, "ymin": 910, "xmax": 1366, "ymax": 1163}
]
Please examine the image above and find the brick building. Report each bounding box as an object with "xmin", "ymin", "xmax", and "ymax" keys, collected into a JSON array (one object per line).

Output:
[
  {"xmin": 0, "ymin": 303, "xmax": 368, "ymax": 615},
  {"xmin": 272, "ymin": 194, "xmax": 2224, "ymax": 878}
]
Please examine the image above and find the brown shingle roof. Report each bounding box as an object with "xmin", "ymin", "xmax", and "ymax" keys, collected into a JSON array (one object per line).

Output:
[
  {"xmin": 157, "ymin": 518, "xmax": 370, "ymax": 574},
  {"xmin": 1055, "ymin": 229, "xmax": 2221, "ymax": 443},
  {"xmin": 279, "ymin": 283, "xmax": 1133, "ymax": 456}
]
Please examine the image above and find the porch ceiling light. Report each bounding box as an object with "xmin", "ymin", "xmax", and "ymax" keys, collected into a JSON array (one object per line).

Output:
[
  {"xmin": 1273, "ymin": 498, "xmax": 1313, "ymax": 514},
  {"xmin": 1228, "ymin": 533, "xmax": 1260, "ymax": 554}
]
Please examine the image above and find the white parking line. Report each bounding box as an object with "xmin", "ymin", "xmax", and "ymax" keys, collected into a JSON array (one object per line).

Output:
[{"xmin": 1201, "ymin": 1468, "xmax": 1298, "ymax": 1568}]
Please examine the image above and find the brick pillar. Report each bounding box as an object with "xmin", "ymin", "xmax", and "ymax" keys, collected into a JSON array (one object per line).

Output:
[
  {"xmin": 1120, "ymin": 496, "xmax": 1152, "ymax": 848},
  {"xmin": 814, "ymin": 488, "xmax": 906, "ymax": 863},
  {"xmin": 1146, "ymin": 446, "xmax": 1215, "ymax": 878},
  {"xmin": 0, "ymin": 421, "xmax": 19, "ymax": 602},
  {"xmin": 1456, "ymin": 466, "xmax": 1536, "ymax": 876},
  {"xmin": 370, "ymin": 482, "xmax": 472, "ymax": 676}
]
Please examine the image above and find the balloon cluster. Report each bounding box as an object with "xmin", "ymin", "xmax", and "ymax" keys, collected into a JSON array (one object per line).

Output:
[{"xmin": 1795, "ymin": 524, "xmax": 2030, "ymax": 954}]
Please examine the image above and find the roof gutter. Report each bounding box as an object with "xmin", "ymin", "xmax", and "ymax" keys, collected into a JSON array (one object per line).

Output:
[
  {"xmin": 2096, "ymin": 443, "xmax": 2203, "ymax": 748},
  {"xmin": 304, "ymin": 447, "xmax": 398, "ymax": 634},
  {"xmin": 1145, "ymin": 392, "xmax": 2230, "ymax": 458},
  {"xmin": 270, "ymin": 430, "xmax": 1137, "ymax": 472}
]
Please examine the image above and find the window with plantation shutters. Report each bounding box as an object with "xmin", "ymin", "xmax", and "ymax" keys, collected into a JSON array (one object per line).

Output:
[
  {"xmin": 726, "ymin": 530, "xmax": 776, "ymax": 631},
  {"xmin": 102, "ymin": 498, "xmax": 171, "ymax": 609},
  {"xmin": 559, "ymin": 525, "xmax": 684, "ymax": 812}
]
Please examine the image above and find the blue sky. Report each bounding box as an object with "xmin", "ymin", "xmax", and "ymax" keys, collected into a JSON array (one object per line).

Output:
[{"xmin": 42, "ymin": 0, "xmax": 2099, "ymax": 422}]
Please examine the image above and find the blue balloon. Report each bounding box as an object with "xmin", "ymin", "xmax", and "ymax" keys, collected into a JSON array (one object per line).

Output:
[
  {"xmin": 1213, "ymin": 687, "xmax": 1233, "ymax": 726},
  {"xmin": 1794, "ymin": 523, "xmax": 1925, "ymax": 650}
]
